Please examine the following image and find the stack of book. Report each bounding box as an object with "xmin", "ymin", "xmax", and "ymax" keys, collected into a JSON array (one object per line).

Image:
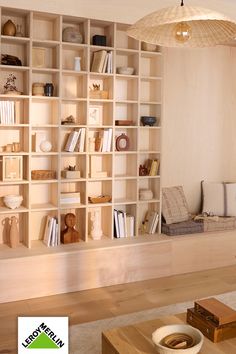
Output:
[
  {"xmin": 0, "ymin": 101, "xmax": 18, "ymax": 124},
  {"xmin": 91, "ymin": 50, "xmax": 113, "ymax": 73},
  {"xmin": 146, "ymin": 159, "xmax": 160, "ymax": 176},
  {"xmin": 114, "ymin": 209, "xmax": 135, "ymax": 238},
  {"xmin": 145, "ymin": 211, "xmax": 159, "ymax": 234},
  {"xmin": 43, "ymin": 216, "xmax": 59, "ymax": 247},
  {"xmin": 64, "ymin": 128, "xmax": 86, "ymax": 152},
  {"xmin": 89, "ymin": 128, "xmax": 112, "ymax": 152},
  {"xmin": 60, "ymin": 192, "xmax": 81, "ymax": 205}
]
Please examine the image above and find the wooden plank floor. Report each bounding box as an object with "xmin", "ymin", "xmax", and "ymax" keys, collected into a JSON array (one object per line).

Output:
[{"xmin": 1, "ymin": 264, "xmax": 236, "ymax": 353}]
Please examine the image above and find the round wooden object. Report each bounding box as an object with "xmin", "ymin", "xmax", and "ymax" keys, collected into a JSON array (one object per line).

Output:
[
  {"xmin": 161, "ymin": 332, "xmax": 195, "ymax": 349},
  {"xmin": 3, "ymin": 19, "xmax": 16, "ymax": 36},
  {"xmin": 116, "ymin": 133, "xmax": 130, "ymax": 151}
]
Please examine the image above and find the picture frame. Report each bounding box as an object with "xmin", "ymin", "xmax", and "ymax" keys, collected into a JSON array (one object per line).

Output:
[
  {"xmin": 88, "ymin": 106, "xmax": 102, "ymax": 126},
  {"xmin": 2, "ymin": 155, "xmax": 23, "ymax": 181}
]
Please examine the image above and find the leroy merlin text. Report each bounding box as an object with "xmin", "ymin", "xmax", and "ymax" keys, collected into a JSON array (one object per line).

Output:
[{"xmin": 22, "ymin": 323, "xmax": 64, "ymax": 348}]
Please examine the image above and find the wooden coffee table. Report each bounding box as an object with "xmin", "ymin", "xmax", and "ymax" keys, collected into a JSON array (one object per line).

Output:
[{"xmin": 102, "ymin": 313, "xmax": 236, "ymax": 353}]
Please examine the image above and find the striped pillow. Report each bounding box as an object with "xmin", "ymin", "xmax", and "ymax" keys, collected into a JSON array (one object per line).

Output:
[
  {"xmin": 162, "ymin": 186, "xmax": 190, "ymax": 225},
  {"xmin": 202, "ymin": 181, "xmax": 236, "ymax": 217}
]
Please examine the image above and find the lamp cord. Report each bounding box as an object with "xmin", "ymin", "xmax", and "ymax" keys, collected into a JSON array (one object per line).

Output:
[{"xmin": 181, "ymin": 0, "xmax": 184, "ymax": 6}]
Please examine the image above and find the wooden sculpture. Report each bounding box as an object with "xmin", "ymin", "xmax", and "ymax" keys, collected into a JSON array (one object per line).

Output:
[{"xmin": 61, "ymin": 213, "xmax": 80, "ymax": 244}]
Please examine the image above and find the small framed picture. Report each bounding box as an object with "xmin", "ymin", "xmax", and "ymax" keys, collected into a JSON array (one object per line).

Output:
[
  {"xmin": 88, "ymin": 106, "xmax": 102, "ymax": 126},
  {"xmin": 2, "ymin": 156, "xmax": 23, "ymax": 181}
]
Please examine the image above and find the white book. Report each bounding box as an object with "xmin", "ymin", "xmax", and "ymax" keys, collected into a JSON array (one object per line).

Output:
[
  {"xmin": 118, "ymin": 211, "xmax": 125, "ymax": 238},
  {"xmin": 3, "ymin": 101, "xmax": 8, "ymax": 124},
  {"xmin": 79, "ymin": 128, "xmax": 86, "ymax": 152},
  {"xmin": 126, "ymin": 215, "xmax": 134, "ymax": 237},
  {"xmin": 114, "ymin": 209, "xmax": 120, "ymax": 238},
  {"xmin": 34, "ymin": 131, "xmax": 46, "ymax": 152},
  {"xmin": 130, "ymin": 215, "xmax": 135, "ymax": 237},
  {"xmin": 56, "ymin": 223, "xmax": 60, "ymax": 246},
  {"xmin": 43, "ymin": 216, "xmax": 53, "ymax": 247},
  {"xmin": 123, "ymin": 211, "xmax": 127, "ymax": 237},
  {"xmin": 151, "ymin": 213, "xmax": 159, "ymax": 234},
  {"xmin": 91, "ymin": 50, "xmax": 107, "ymax": 73},
  {"xmin": 64, "ymin": 130, "xmax": 79, "ymax": 152},
  {"xmin": 10, "ymin": 101, "xmax": 14, "ymax": 124},
  {"xmin": 106, "ymin": 128, "xmax": 112, "ymax": 152},
  {"xmin": 50, "ymin": 218, "xmax": 57, "ymax": 247},
  {"xmin": 108, "ymin": 51, "xmax": 113, "ymax": 73},
  {"xmin": 102, "ymin": 129, "xmax": 109, "ymax": 152},
  {"xmin": 102, "ymin": 53, "xmax": 109, "ymax": 73},
  {"xmin": 0, "ymin": 102, "xmax": 3, "ymax": 124},
  {"xmin": 148, "ymin": 211, "xmax": 157, "ymax": 234}
]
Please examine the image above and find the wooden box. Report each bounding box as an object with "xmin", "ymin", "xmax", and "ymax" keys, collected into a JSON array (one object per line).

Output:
[{"xmin": 187, "ymin": 297, "xmax": 236, "ymax": 343}]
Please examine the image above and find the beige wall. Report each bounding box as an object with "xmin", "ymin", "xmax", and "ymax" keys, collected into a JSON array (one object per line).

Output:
[{"xmin": 162, "ymin": 46, "xmax": 236, "ymax": 212}]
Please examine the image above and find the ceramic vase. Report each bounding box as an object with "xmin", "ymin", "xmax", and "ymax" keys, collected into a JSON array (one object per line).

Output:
[
  {"xmin": 3, "ymin": 19, "xmax": 16, "ymax": 36},
  {"xmin": 10, "ymin": 216, "xmax": 19, "ymax": 248}
]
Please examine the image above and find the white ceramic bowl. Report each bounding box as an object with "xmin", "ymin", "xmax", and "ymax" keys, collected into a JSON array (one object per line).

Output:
[
  {"xmin": 4, "ymin": 194, "xmax": 23, "ymax": 209},
  {"xmin": 152, "ymin": 324, "xmax": 204, "ymax": 354},
  {"xmin": 117, "ymin": 66, "xmax": 134, "ymax": 75}
]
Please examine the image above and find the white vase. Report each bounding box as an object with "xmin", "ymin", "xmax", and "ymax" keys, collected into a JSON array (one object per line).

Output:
[{"xmin": 74, "ymin": 57, "xmax": 81, "ymax": 72}]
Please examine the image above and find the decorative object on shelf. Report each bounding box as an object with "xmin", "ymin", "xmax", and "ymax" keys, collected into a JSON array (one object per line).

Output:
[
  {"xmin": 89, "ymin": 208, "xmax": 103, "ymax": 240},
  {"xmin": 74, "ymin": 56, "xmax": 81, "ymax": 71},
  {"xmin": 139, "ymin": 164, "xmax": 148, "ymax": 176},
  {"xmin": 44, "ymin": 83, "xmax": 54, "ymax": 97},
  {"xmin": 139, "ymin": 188, "xmax": 153, "ymax": 201},
  {"xmin": 40, "ymin": 140, "xmax": 52, "ymax": 152},
  {"xmin": 3, "ymin": 194, "xmax": 23, "ymax": 209},
  {"xmin": 15, "ymin": 24, "xmax": 23, "ymax": 37},
  {"xmin": 90, "ymin": 155, "xmax": 108, "ymax": 178},
  {"xmin": 3, "ymin": 142, "xmax": 21, "ymax": 153},
  {"xmin": 2, "ymin": 19, "xmax": 16, "ymax": 36},
  {"xmin": 92, "ymin": 34, "xmax": 106, "ymax": 46},
  {"xmin": 95, "ymin": 136, "xmax": 102, "ymax": 152},
  {"xmin": 117, "ymin": 67, "xmax": 134, "ymax": 75},
  {"xmin": 115, "ymin": 133, "xmax": 130, "ymax": 151},
  {"xmin": 32, "ymin": 82, "xmax": 45, "ymax": 96},
  {"xmin": 88, "ymin": 106, "xmax": 102, "ymax": 126},
  {"xmin": 61, "ymin": 213, "xmax": 80, "ymax": 244},
  {"xmin": 89, "ymin": 195, "xmax": 111, "ymax": 204},
  {"xmin": 115, "ymin": 120, "xmax": 133, "ymax": 126},
  {"xmin": 32, "ymin": 47, "xmax": 46, "ymax": 68},
  {"xmin": 127, "ymin": 0, "xmax": 236, "ymax": 48},
  {"xmin": 152, "ymin": 324, "xmax": 203, "ymax": 354},
  {"xmin": 61, "ymin": 115, "xmax": 76, "ymax": 125},
  {"xmin": 2, "ymin": 155, "xmax": 23, "ymax": 181},
  {"xmin": 60, "ymin": 192, "xmax": 81, "ymax": 205},
  {"xmin": 3, "ymin": 74, "xmax": 21, "ymax": 95},
  {"xmin": 9, "ymin": 216, "xmax": 19, "ymax": 248},
  {"xmin": 31, "ymin": 170, "xmax": 56, "ymax": 180},
  {"xmin": 89, "ymin": 137, "xmax": 96, "ymax": 152},
  {"xmin": 141, "ymin": 116, "xmax": 157, "ymax": 126},
  {"xmin": 1, "ymin": 54, "xmax": 22, "ymax": 66},
  {"xmin": 32, "ymin": 131, "xmax": 46, "ymax": 152},
  {"xmin": 142, "ymin": 158, "xmax": 160, "ymax": 176},
  {"xmin": 141, "ymin": 42, "xmax": 159, "ymax": 52},
  {"xmin": 61, "ymin": 165, "xmax": 81, "ymax": 179},
  {"xmin": 62, "ymin": 26, "xmax": 83, "ymax": 43},
  {"xmin": 89, "ymin": 84, "xmax": 108, "ymax": 99}
]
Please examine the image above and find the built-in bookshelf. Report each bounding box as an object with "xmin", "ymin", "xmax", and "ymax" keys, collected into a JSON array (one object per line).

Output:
[{"xmin": 0, "ymin": 6, "xmax": 162, "ymax": 253}]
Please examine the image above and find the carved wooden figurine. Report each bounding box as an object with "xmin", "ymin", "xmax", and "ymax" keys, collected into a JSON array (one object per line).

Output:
[
  {"xmin": 9, "ymin": 216, "xmax": 19, "ymax": 248},
  {"xmin": 61, "ymin": 213, "xmax": 80, "ymax": 244},
  {"xmin": 90, "ymin": 208, "xmax": 102, "ymax": 240}
]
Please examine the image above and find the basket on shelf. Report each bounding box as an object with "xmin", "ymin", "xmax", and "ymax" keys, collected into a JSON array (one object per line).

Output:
[
  {"xmin": 88, "ymin": 195, "xmax": 111, "ymax": 204},
  {"xmin": 89, "ymin": 90, "xmax": 109, "ymax": 99},
  {"xmin": 31, "ymin": 170, "xmax": 56, "ymax": 180}
]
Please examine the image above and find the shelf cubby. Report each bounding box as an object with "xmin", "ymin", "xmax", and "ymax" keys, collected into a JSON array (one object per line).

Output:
[
  {"xmin": 114, "ymin": 179, "xmax": 137, "ymax": 204},
  {"xmin": 88, "ymin": 101, "xmax": 113, "ymax": 126},
  {"xmin": 62, "ymin": 43, "xmax": 88, "ymax": 71},
  {"xmin": 88, "ymin": 180, "xmax": 112, "ymax": 204},
  {"xmin": 0, "ymin": 125, "xmax": 29, "ymax": 153},
  {"xmin": 88, "ymin": 205, "xmax": 112, "ymax": 240},
  {"xmin": 61, "ymin": 73, "xmax": 87, "ymax": 99},
  {"xmin": 114, "ymin": 153, "xmax": 137, "ymax": 178},
  {"xmin": 31, "ymin": 98, "xmax": 59, "ymax": 126},
  {"xmin": 115, "ymin": 127, "xmax": 137, "ymax": 151},
  {"xmin": 31, "ymin": 155, "xmax": 58, "ymax": 183},
  {"xmin": 90, "ymin": 20, "xmax": 114, "ymax": 47},
  {"xmin": 61, "ymin": 154, "xmax": 86, "ymax": 180},
  {"xmin": 115, "ymin": 102, "xmax": 138, "ymax": 126},
  {"xmin": 60, "ymin": 207, "xmax": 86, "ymax": 241},
  {"xmin": 0, "ymin": 67, "xmax": 29, "ymax": 95},
  {"xmin": 138, "ymin": 201, "xmax": 160, "ymax": 235},
  {"xmin": 30, "ymin": 182, "xmax": 58, "ymax": 210},
  {"xmin": 116, "ymin": 50, "xmax": 139, "ymax": 74},
  {"xmin": 88, "ymin": 154, "xmax": 112, "ymax": 178},
  {"xmin": 139, "ymin": 153, "xmax": 160, "ymax": 173},
  {"xmin": 60, "ymin": 180, "xmax": 86, "ymax": 206},
  {"xmin": 1, "ymin": 37, "xmax": 30, "ymax": 66},
  {"xmin": 139, "ymin": 128, "xmax": 161, "ymax": 152},
  {"xmin": 113, "ymin": 203, "xmax": 137, "ymax": 237},
  {"xmin": 31, "ymin": 127, "xmax": 59, "ymax": 153},
  {"xmin": 140, "ymin": 78, "xmax": 162, "ymax": 103},
  {"xmin": 138, "ymin": 177, "xmax": 160, "ymax": 201},
  {"xmin": 115, "ymin": 23, "xmax": 139, "ymax": 51},
  {"xmin": 32, "ymin": 70, "xmax": 59, "ymax": 97},
  {"xmin": 140, "ymin": 103, "xmax": 161, "ymax": 124},
  {"xmin": 140, "ymin": 51, "xmax": 162, "ymax": 78},
  {"xmin": 32, "ymin": 42, "xmax": 60, "ymax": 69},
  {"xmin": 0, "ymin": 211, "xmax": 29, "ymax": 247},
  {"xmin": 62, "ymin": 16, "xmax": 88, "ymax": 45},
  {"xmin": 30, "ymin": 210, "xmax": 58, "ymax": 243},
  {"xmin": 60, "ymin": 127, "xmax": 86, "ymax": 153},
  {"xmin": 0, "ymin": 183, "xmax": 29, "ymax": 211},
  {"xmin": 89, "ymin": 74, "xmax": 113, "ymax": 99},
  {"xmin": 115, "ymin": 76, "xmax": 138, "ymax": 101},
  {"xmin": 1, "ymin": 8, "xmax": 30, "ymax": 38},
  {"xmin": 61, "ymin": 99, "xmax": 87, "ymax": 126},
  {"xmin": 33, "ymin": 13, "xmax": 60, "ymax": 41}
]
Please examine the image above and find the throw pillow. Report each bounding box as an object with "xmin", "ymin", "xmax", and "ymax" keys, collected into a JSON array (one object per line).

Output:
[
  {"xmin": 162, "ymin": 186, "xmax": 190, "ymax": 225},
  {"xmin": 202, "ymin": 181, "xmax": 236, "ymax": 217}
]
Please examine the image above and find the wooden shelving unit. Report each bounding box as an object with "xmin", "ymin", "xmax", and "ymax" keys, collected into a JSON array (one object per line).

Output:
[{"xmin": 0, "ymin": 7, "xmax": 162, "ymax": 254}]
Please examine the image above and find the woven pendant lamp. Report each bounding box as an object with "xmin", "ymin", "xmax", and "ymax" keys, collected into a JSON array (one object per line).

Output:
[{"xmin": 127, "ymin": 0, "xmax": 236, "ymax": 47}]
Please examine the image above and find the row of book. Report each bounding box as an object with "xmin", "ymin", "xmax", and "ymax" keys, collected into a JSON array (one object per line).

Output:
[
  {"xmin": 64, "ymin": 128, "xmax": 86, "ymax": 152},
  {"xmin": 0, "ymin": 101, "xmax": 17, "ymax": 125},
  {"xmin": 114, "ymin": 209, "xmax": 135, "ymax": 238},
  {"xmin": 95, "ymin": 128, "xmax": 113, "ymax": 152},
  {"xmin": 43, "ymin": 216, "xmax": 60, "ymax": 247},
  {"xmin": 91, "ymin": 50, "xmax": 113, "ymax": 73},
  {"xmin": 146, "ymin": 159, "xmax": 160, "ymax": 176},
  {"xmin": 144, "ymin": 211, "xmax": 159, "ymax": 234}
]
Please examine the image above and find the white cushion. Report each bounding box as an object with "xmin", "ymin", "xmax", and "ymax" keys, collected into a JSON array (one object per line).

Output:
[{"xmin": 202, "ymin": 181, "xmax": 236, "ymax": 217}]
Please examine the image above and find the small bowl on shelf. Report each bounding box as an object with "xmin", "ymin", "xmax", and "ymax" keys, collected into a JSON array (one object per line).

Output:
[
  {"xmin": 89, "ymin": 195, "xmax": 111, "ymax": 204},
  {"xmin": 3, "ymin": 194, "xmax": 23, "ymax": 209},
  {"xmin": 152, "ymin": 324, "xmax": 204, "ymax": 354},
  {"xmin": 117, "ymin": 66, "xmax": 134, "ymax": 75},
  {"xmin": 141, "ymin": 116, "xmax": 157, "ymax": 127}
]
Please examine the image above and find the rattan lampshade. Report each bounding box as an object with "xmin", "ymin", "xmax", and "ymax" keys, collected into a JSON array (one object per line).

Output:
[{"xmin": 127, "ymin": 3, "xmax": 236, "ymax": 47}]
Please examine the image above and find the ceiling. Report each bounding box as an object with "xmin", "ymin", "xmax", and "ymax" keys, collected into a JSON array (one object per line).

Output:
[{"xmin": 1, "ymin": 0, "xmax": 236, "ymax": 23}]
